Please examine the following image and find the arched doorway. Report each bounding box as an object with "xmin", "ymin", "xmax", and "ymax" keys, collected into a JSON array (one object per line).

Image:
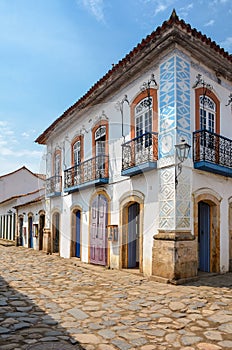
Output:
[
  {"xmin": 18, "ymin": 217, "xmax": 23, "ymax": 246},
  {"xmin": 122, "ymin": 202, "xmax": 140, "ymax": 269},
  {"xmin": 71, "ymin": 208, "xmax": 81, "ymax": 258},
  {"xmin": 75, "ymin": 210, "xmax": 81, "ymax": 258},
  {"xmin": 39, "ymin": 213, "xmax": 45, "ymax": 250},
  {"xmin": 198, "ymin": 201, "xmax": 210, "ymax": 272},
  {"xmin": 128, "ymin": 202, "xmax": 140, "ymax": 268},
  {"xmin": 229, "ymin": 201, "xmax": 232, "ymax": 272},
  {"xmin": 52, "ymin": 212, "xmax": 60, "ymax": 254},
  {"xmin": 90, "ymin": 194, "xmax": 108, "ymax": 266},
  {"xmin": 120, "ymin": 195, "xmax": 143, "ymax": 272},
  {"xmin": 194, "ymin": 190, "xmax": 221, "ymax": 273},
  {"xmin": 28, "ymin": 215, "xmax": 33, "ymax": 248}
]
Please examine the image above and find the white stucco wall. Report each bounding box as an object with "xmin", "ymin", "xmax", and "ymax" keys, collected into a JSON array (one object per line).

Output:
[
  {"xmin": 45, "ymin": 46, "xmax": 232, "ymax": 276},
  {"xmin": 17, "ymin": 200, "xmax": 45, "ymax": 250}
]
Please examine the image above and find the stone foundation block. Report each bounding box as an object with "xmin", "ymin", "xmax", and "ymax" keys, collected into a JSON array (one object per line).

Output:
[
  {"xmin": 152, "ymin": 230, "xmax": 198, "ymax": 282},
  {"xmin": 43, "ymin": 228, "xmax": 51, "ymax": 254}
]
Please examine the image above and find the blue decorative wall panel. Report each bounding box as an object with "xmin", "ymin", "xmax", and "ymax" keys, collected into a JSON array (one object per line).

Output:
[{"xmin": 159, "ymin": 54, "xmax": 191, "ymax": 230}]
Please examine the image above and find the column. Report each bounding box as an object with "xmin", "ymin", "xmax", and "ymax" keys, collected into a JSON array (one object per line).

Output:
[{"xmin": 152, "ymin": 54, "xmax": 197, "ymax": 282}]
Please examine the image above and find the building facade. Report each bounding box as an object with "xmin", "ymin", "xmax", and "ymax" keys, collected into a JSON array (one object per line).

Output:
[
  {"xmin": 36, "ymin": 11, "xmax": 232, "ymax": 281},
  {"xmin": 14, "ymin": 194, "xmax": 46, "ymax": 250},
  {"xmin": 0, "ymin": 166, "xmax": 45, "ymax": 248}
]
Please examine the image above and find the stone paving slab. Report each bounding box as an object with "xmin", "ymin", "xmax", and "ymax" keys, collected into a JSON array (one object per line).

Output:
[{"xmin": 0, "ymin": 246, "xmax": 232, "ymax": 349}]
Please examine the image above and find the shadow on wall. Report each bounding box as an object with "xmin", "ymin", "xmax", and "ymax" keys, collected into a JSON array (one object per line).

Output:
[{"xmin": 0, "ymin": 274, "xmax": 84, "ymax": 349}]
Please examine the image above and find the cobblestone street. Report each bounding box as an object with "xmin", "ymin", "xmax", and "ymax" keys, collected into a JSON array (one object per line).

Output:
[{"xmin": 0, "ymin": 246, "xmax": 232, "ymax": 350}]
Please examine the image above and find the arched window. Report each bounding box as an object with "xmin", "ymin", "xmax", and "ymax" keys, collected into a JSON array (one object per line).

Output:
[
  {"xmin": 92, "ymin": 122, "xmax": 109, "ymax": 178},
  {"xmin": 95, "ymin": 126, "xmax": 106, "ymax": 157},
  {"xmin": 135, "ymin": 97, "xmax": 152, "ymax": 137},
  {"xmin": 195, "ymin": 88, "xmax": 220, "ymax": 134},
  {"xmin": 199, "ymin": 95, "xmax": 216, "ymax": 132},
  {"xmin": 71, "ymin": 135, "xmax": 83, "ymax": 167},
  {"xmin": 73, "ymin": 140, "xmax": 81, "ymax": 165},
  {"xmin": 130, "ymin": 88, "xmax": 158, "ymax": 139}
]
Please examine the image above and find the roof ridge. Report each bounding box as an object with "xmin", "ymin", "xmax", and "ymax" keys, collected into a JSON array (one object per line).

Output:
[{"xmin": 35, "ymin": 10, "xmax": 232, "ymax": 145}]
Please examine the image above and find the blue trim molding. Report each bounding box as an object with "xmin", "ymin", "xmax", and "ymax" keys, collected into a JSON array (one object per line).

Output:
[{"xmin": 194, "ymin": 161, "xmax": 232, "ymax": 178}]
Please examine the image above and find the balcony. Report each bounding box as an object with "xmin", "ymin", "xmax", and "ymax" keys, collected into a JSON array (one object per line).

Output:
[
  {"xmin": 193, "ymin": 130, "xmax": 232, "ymax": 178},
  {"xmin": 46, "ymin": 175, "xmax": 62, "ymax": 197},
  {"xmin": 64, "ymin": 155, "xmax": 109, "ymax": 192},
  {"xmin": 121, "ymin": 132, "xmax": 158, "ymax": 176}
]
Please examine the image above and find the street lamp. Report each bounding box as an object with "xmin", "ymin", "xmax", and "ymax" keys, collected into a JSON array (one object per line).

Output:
[
  {"xmin": 175, "ymin": 139, "xmax": 191, "ymax": 189},
  {"xmin": 140, "ymin": 73, "xmax": 157, "ymax": 109}
]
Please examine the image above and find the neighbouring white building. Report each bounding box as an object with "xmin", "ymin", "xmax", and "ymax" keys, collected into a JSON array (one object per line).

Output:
[
  {"xmin": 36, "ymin": 10, "xmax": 232, "ymax": 282},
  {"xmin": 0, "ymin": 166, "xmax": 45, "ymax": 249}
]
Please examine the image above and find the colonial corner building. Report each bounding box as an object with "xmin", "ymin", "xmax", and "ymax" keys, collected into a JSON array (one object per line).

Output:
[{"xmin": 26, "ymin": 10, "xmax": 232, "ymax": 282}]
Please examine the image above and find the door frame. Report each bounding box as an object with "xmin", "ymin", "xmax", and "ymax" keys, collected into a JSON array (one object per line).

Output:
[
  {"xmin": 198, "ymin": 201, "xmax": 210, "ymax": 272},
  {"xmin": 127, "ymin": 202, "xmax": 140, "ymax": 268},
  {"xmin": 89, "ymin": 189, "xmax": 110, "ymax": 266},
  {"xmin": 39, "ymin": 211, "xmax": 45, "ymax": 250},
  {"xmin": 70, "ymin": 206, "xmax": 82, "ymax": 259},
  {"xmin": 120, "ymin": 192, "xmax": 144, "ymax": 273},
  {"xmin": 18, "ymin": 216, "xmax": 24, "ymax": 246},
  {"xmin": 193, "ymin": 189, "xmax": 221, "ymax": 273},
  {"xmin": 28, "ymin": 214, "xmax": 33, "ymax": 248},
  {"xmin": 52, "ymin": 211, "xmax": 60, "ymax": 254},
  {"xmin": 228, "ymin": 198, "xmax": 232, "ymax": 272}
]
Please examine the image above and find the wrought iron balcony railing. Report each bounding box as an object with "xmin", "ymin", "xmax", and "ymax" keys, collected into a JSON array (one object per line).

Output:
[
  {"xmin": 64, "ymin": 155, "xmax": 109, "ymax": 191},
  {"xmin": 122, "ymin": 132, "xmax": 158, "ymax": 175},
  {"xmin": 46, "ymin": 175, "xmax": 62, "ymax": 196},
  {"xmin": 193, "ymin": 130, "xmax": 232, "ymax": 175}
]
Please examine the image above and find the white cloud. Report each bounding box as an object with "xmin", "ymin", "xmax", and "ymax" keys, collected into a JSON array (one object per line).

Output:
[
  {"xmin": 154, "ymin": 4, "xmax": 167, "ymax": 15},
  {"xmin": 0, "ymin": 146, "xmax": 42, "ymax": 158},
  {"xmin": 204, "ymin": 19, "xmax": 215, "ymax": 27},
  {"xmin": 0, "ymin": 121, "xmax": 42, "ymax": 172},
  {"xmin": 21, "ymin": 129, "xmax": 37, "ymax": 138},
  {"xmin": 4, "ymin": 130, "xmax": 14, "ymax": 136},
  {"xmin": 21, "ymin": 132, "xmax": 30, "ymax": 138},
  {"xmin": 79, "ymin": 0, "xmax": 105, "ymax": 22},
  {"xmin": 220, "ymin": 36, "xmax": 232, "ymax": 51},
  {"xmin": 179, "ymin": 3, "xmax": 193, "ymax": 17},
  {"xmin": 210, "ymin": 0, "xmax": 230, "ymax": 5}
]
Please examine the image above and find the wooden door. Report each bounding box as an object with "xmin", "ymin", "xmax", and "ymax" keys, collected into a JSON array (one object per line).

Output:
[
  {"xmin": 28, "ymin": 217, "xmax": 33, "ymax": 248},
  {"xmin": 53, "ymin": 213, "xmax": 60, "ymax": 253},
  {"xmin": 76, "ymin": 210, "xmax": 81, "ymax": 258},
  {"xmin": 198, "ymin": 202, "xmax": 210, "ymax": 272},
  {"xmin": 90, "ymin": 195, "xmax": 108, "ymax": 265},
  {"xmin": 39, "ymin": 214, "xmax": 45, "ymax": 250},
  {"xmin": 19, "ymin": 218, "xmax": 23, "ymax": 246},
  {"xmin": 128, "ymin": 203, "xmax": 140, "ymax": 268}
]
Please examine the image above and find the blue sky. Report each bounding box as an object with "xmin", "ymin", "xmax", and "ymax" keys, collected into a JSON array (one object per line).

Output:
[{"xmin": 0, "ymin": 0, "xmax": 231, "ymax": 176}]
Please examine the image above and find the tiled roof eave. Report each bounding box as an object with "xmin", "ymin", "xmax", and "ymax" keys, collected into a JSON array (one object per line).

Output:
[{"xmin": 35, "ymin": 11, "xmax": 232, "ymax": 145}]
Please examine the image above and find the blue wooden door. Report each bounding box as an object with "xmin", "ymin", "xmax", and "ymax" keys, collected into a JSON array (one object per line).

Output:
[
  {"xmin": 29, "ymin": 217, "xmax": 33, "ymax": 248},
  {"xmin": 19, "ymin": 218, "xmax": 23, "ymax": 246},
  {"xmin": 90, "ymin": 195, "xmax": 108, "ymax": 266},
  {"xmin": 198, "ymin": 202, "xmax": 210, "ymax": 272},
  {"xmin": 76, "ymin": 210, "xmax": 81, "ymax": 258},
  {"xmin": 128, "ymin": 203, "xmax": 139, "ymax": 268}
]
